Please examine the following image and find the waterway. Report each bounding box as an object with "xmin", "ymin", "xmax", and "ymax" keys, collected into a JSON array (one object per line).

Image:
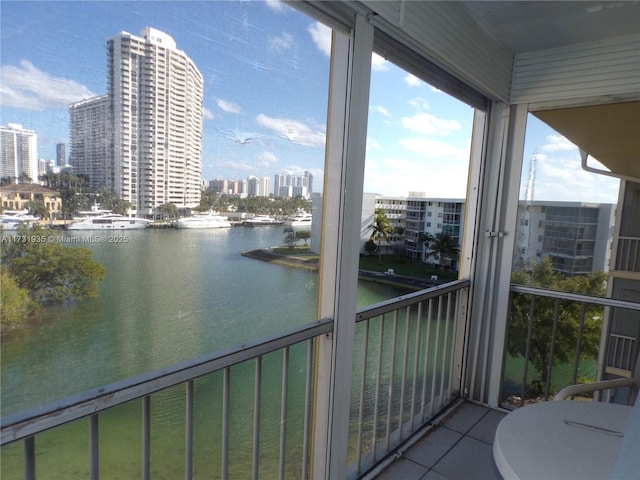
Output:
[
  {"xmin": 1, "ymin": 226, "xmax": 412, "ymax": 478},
  {"xmin": 1, "ymin": 226, "xmax": 412, "ymax": 416}
]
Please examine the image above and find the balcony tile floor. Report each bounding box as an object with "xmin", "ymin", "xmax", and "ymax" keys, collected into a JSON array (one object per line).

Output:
[{"xmin": 375, "ymin": 402, "xmax": 506, "ymax": 480}]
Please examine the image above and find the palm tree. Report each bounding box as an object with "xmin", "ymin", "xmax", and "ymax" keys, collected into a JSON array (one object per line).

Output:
[
  {"xmin": 26, "ymin": 201, "xmax": 50, "ymax": 220},
  {"xmin": 423, "ymin": 231, "xmax": 460, "ymax": 270},
  {"xmin": 370, "ymin": 208, "xmax": 394, "ymax": 263}
]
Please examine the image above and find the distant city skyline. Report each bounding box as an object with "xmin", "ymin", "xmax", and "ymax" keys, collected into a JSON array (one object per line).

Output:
[{"xmin": 0, "ymin": 0, "xmax": 620, "ymax": 202}]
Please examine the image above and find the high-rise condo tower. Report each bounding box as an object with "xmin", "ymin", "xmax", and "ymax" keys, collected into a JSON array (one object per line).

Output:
[{"xmin": 71, "ymin": 28, "xmax": 203, "ymax": 215}]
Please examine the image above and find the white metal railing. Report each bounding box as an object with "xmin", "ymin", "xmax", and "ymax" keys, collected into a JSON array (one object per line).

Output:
[
  {"xmin": 607, "ymin": 333, "xmax": 637, "ymax": 377},
  {"xmin": 502, "ymin": 285, "xmax": 640, "ymax": 407},
  {"xmin": 347, "ymin": 280, "xmax": 469, "ymax": 478},
  {"xmin": 1, "ymin": 281, "xmax": 471, "ymax": 480},
  {"xmin": 1, "ymin": 320, "xmax": 332, "ymax": 480},
  {"xmin": 616, "ymin": 236, "xmax": 640, "ymax": 272}
]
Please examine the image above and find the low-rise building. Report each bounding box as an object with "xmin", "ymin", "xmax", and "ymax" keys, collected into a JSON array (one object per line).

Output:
[
  {"xmin": 0, "ymin": 184, "xmax": 62, "ymax": 218},
  {"xmin": 404, "ymin": 195, "xmax": 466, "ymax": 268},
  {"xmin": 373, "ymin": 195, "xmax": 407, "ymax": 254}
]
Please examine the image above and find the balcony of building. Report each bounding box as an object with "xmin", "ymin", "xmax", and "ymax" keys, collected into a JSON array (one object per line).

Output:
[
  {"xmin": 2, "ymin": 1, "xmax": 639, "ymax": 479},
  {"xmin": 2, "ymin": 279, "xmax": 638, "ymax": 479}
]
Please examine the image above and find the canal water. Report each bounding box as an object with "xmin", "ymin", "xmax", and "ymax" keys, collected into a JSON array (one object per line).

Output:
[{"xmin": 1, "ymin": 226, "xmax": 411, "ymax": 478}]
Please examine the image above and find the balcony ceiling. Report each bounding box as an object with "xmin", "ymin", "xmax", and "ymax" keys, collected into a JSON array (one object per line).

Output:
[
  {"xmin": 533, "ymin": 101, "xmax": 640, "ymax": 180},
  {"xmin": 462, "ymin": 1, "xmax": 640, "ymax": 53},
  {"xmin": 462, "ymin": 1, "xmax": 640, "ymax": 180}
]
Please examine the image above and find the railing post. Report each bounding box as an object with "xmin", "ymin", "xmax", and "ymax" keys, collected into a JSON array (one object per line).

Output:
[
  {"xmin": 185, "ymin": 381, "xmax": 194, "ymax": 480},
  {"xmin": 312, "ymin": 12, "xmax": 373, "ymax": 479},
  {"xmin": 142, "ymin": 396, "xmax": 150, "ymax": 480},
  {"xmin": 90, "ymin": 414, "xmax": 99, "ymax": 480},
  {"xmin": 24, "ymin": 436, "xmax": 35, "ymax": 480}
]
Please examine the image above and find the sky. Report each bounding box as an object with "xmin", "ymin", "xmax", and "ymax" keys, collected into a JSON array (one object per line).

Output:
[{"xmin": 0, "ymin": 0, "xmax": 620, "ymax": 203}]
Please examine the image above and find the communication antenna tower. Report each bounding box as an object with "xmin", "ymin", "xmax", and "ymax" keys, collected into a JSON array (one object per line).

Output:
[
  {"xmin": 525, "ymin": 152, "xmax": 537, "ymax": 205},
  {"xmin": 520, "ymin": 153, "xmax": 537, "ymax": 269}
]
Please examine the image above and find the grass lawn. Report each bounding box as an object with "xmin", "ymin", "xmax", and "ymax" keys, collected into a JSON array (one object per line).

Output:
[
  {"xmin": 269, "ymin": 247, "xmax": 457, "ymax": 283},
  {"xmin": 271, "ymin": 245, "xmax": 317, "ymax": 258},
  {"xmin": 358, "ymin": 254, "xmax": 457, "ymax": 282}
]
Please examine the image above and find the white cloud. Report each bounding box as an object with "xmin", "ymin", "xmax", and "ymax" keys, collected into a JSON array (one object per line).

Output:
[
  {"xmin": 372, "ymin": 53, "xmax": 389, "ymax": 72},
  {"xmin": 371, "ymin": 105, "xmax": 391, "ymax": 118},
  {"xmin": 282, "ymin": 165, "xmax": 310, "ymax": 176},
  {"xmin": 364, "ymin": 155, "xmax": 469, "ymax": 197},
  {"xmin": 203, "ymin": 107, "xmax": 215, "ymax": 120},
  {"xmin": 269, "ymin": 33, "xmax": 294, "ymax": 53},
  {"xmin": 541, "ymin": 134, "xmax": 576, "ymax": 152},
  {"xmin": 404, "ymin": 74, "xmax": 424, "ymax": 87},
  {"xmin": 529, "ymin": 153, "xmax": 619, "ymax": 202},
  {"xmin": 223, "ymin": 161, "xmax": 254, "ymax": 173},
  {"xmin": 265, "ymin": 0, "xmax": 285, "ymax": 12},
  {"xmin": 401, "ymin": 113, "xmax": 462, "ymax": 135},
  {"xmin": 256, "ymin": 151, "xmax": 278, "ymax": 165},
  {"xmin": 400, "ymin": 137, "xmax": 469, "ymax": 160},
  {"xmin": 367, "ymin": 137, "xmax": 381, "ymax": 151},
  {"xmin": 408, "ymin": 97, "xmax": 430, "ymax": 110},
  {"xmin": 0, "ymin": 60, "xmax": 95, "ymax": 111},
  {"xmin": 216, "ymin": 98, "xmax": 242, "ymax": 114},
  {"xmin": 256, "ymin": 113, "xmax": 325, "ymax": 147},
  {"xmin": 308, "ymin": 22, "xmax": 332, "ymax": 57}
]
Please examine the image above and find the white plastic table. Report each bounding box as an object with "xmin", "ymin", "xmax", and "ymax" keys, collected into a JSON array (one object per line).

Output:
[{"xmin": 493, "ymin": 401, "xmax": 632, "ymax": 480}]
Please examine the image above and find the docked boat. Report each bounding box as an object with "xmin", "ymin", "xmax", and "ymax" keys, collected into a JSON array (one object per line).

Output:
[
  {"xmin": 172, "ymin": 212, "xmax": 232, "ymax": 229},
  {"xmin": 0, "ymin": 212, "xmax": 39, "ymax": 230},
  {"xmin": 284, "ymin": 212, "xmax": 312, "ymax": 228},
  {"xmin": 244, "ymin": 215, "xmax": 283, "ymax": 226},
  {"xmin": 67, "ymin": 213, "xmax": 151, "ymax": 230}
]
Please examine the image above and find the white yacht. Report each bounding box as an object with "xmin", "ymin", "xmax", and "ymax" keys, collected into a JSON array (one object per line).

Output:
[
  {"xmin": 173, "ymin": 212, "xmax": 232, "ymax": 229},
  {"xmin": 68, "ymin": 213, "xmax": 151, "ymax": 230},
  {"xmin": 244, "ymin": 215, "xmax": 283, "ymax": 226},
  {"xmin": 0, "ymin": 212, "xmax": 39, "ymax": 230},
  {"xmin": 284, "ymin": 212, "xmax": 312, "ymax": 228}
]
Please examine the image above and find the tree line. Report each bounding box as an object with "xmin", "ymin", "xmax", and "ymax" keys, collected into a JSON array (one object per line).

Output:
[
  {"xmin": 7, "ymin": 173, "xmax": 312, "ymax": 220},
  {"xmin": 507, "ymin": 257, "xmax": 606, "ymax": 399},
  {"xmin": 197, "ymin": 190, "xmax": 311, "ymax": 218}
]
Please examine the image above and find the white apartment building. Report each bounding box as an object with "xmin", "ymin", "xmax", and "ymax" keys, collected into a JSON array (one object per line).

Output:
[
  {"xmin": 109, "ymin": 28, "xmax": 203, "ymax": 215},
  {"xmin": 513, "ymin": 201, "xmax": 615, "ymax": 275},
  {"xmin": 69, "ymin": 95, "xmax": 111, "ymax": 189},
  {"xmin": 366, "ymin": 194, "xmax": 615, "ymax": 276},
  {"xmin": 70, "ymin": 28, "xmax": 203, "ymax": 215},
  {"xmin": 373, "ymin": 195, "xmax": 407, "ymax": 253},
  {"xmin": 404, "ymin": 195, "xmax": 466, "ymax": 267},
  {"xmin": 259, "ymin": 177, "xmax": 270, "ymax": 197},
  {"xmin": 247, "ymin": 176, "xmax": 270, "ymax": 197},
  {"xmin": 0, "ymin": 124, "xmax": 38, "ymax": 183},
  {"xmin": 274, "ymin": 171, "xmax": 313, "ymax": 199}
]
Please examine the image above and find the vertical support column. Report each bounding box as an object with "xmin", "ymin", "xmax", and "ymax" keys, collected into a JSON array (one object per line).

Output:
[
  {"xmin": 90, "ymin": 414, "xmax": 99, "ymax": 480},
  {"xmin": 466, "ymin": 102, "xmax": 528, "ymax": 407},
  {"xmin": 24, "ymin": 436, "xmax": 35, "ymax": 480},
  {"xmin": 142, "ymin": 395, "xmax": 151, "ymax": 480},
  {"xmin": 312, "ymin": 13, "xmax": 373, "ymax": 480},
  {"xmin": 185, "ymin": 381, "xmax": 194, "ymax": 480}
]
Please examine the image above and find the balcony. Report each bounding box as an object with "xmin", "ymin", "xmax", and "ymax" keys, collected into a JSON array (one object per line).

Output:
[
  {"xmin": 373, "ymin": 402, "xmax": 505, "ymax": 480},
  {"xmin": 3, "ymin": 282, "xmax": 639, "ymax": 479}
]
